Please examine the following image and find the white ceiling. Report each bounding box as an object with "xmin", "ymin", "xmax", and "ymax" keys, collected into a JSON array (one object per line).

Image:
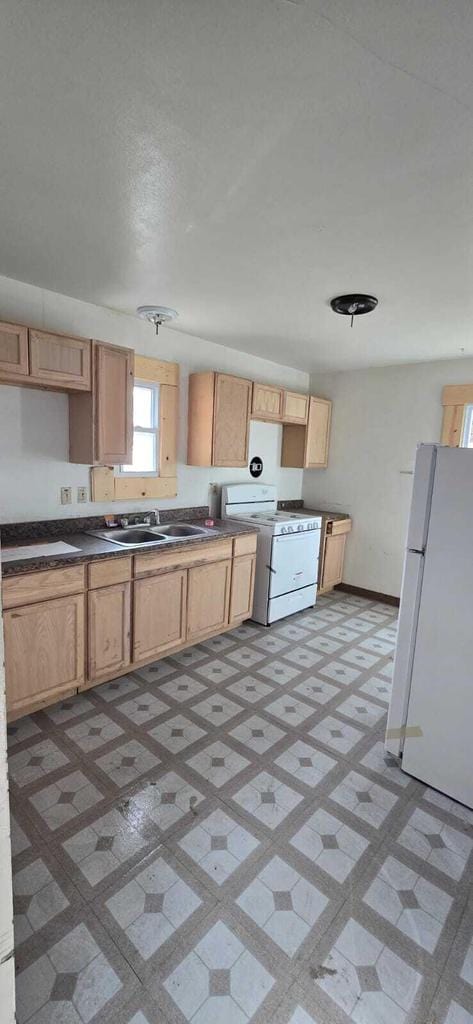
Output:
[{"xmin": 1, "ymin": 0, "xmax": 473, "ymax": 371}]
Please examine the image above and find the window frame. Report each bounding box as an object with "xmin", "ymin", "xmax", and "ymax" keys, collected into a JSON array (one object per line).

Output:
[
  {"xmin": 116, "ymin": 379, "xmax": 160, "ymax": 478},
  {"xmin": 461, "ymin": 403, "xmax": 473, "ymax": 448}
]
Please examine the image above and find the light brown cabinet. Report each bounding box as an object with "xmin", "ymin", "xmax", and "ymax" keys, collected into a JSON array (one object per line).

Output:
[
  {"xmin": 187, "ymin": 372, "xmax": 252, "ymax": 467},
  {"xmin": 0, "ymin": 321, "xmax": 91, "ymax": 391},
  {"xmin": 29, "ymin": 330, "xmax": 91, "ymax": 390},
  {"xmin": 187, "ymin": 559, "xmax": 232, "ymax": 640},
  {"xmin": 321, "ymin": 533, "xmax": 347, "ymax": 591},
  {"xmin": 314, "ymin": 515, "xmax": 352, "ymax": 594},
  {"xmin": 3, "ymin": 533, "xmax": 257, "ymax": 719},
  {"xmin": 305, "ymin": 397, "xmax": 332, "ymax": 468},
  {"xmin": 0, "ymin": 321, "xmax": 29, "ymax": 381},
  {"xmin": 229, "ymin": 555, "xmax": 256, "ymax": 623},
  {"xmin": 69, "ymin": 341, "xmax": 134, "ymax": 465},
  {"xmin": 3, "ymin": 593, "xmax": 85, "ymax": 717},
  {"xmin": 282, "ymin": 391, "xmax": 309, "ymax": 424},
  {"xmin": 133, "ymin": 569, "xmax": 187, "ymax": 662},
  {"xmin": 281, "ymin": 395, "xmax": 332, "ymax": 469},
  {"xmin": 252, "ymin": 383, "xmax": 283, "ymax": 422},
  {"xmin": 87, "ymin": 582, "xmax": 131, "ymax": 683}
]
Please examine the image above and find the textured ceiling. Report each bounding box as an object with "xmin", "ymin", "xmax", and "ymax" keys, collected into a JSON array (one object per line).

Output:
[{"xmin": 1, "ymin": 0, "xmax": 473, "ymax": 370}]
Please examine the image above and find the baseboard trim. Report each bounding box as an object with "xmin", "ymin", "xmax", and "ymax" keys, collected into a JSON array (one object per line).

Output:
[{"xmin": 335, "ymin": 583, "xmax": 400, "ymax": 607}]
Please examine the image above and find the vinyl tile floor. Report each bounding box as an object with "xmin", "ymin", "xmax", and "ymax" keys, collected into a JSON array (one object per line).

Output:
[{"xmin": 7, "ymin": 591, "xmax": 473, "ymax": 1024}]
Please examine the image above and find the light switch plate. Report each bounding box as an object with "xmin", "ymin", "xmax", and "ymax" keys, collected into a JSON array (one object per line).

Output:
[
  {"xmin": 77, "ymin": 486, "xmax": 88, "ymax": 503},
  {"xmin": 60, "ymin": 486, "xmax": 72, "ymax": 505}
]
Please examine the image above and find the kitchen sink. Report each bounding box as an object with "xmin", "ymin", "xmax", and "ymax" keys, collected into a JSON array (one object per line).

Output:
[
  {"xmin": 86, "ymin": 522, "xmax": 216, "ymax": 549},
  {"xmin": 157, "ymin": 524, "xmax": 208, "ymax": 537}
]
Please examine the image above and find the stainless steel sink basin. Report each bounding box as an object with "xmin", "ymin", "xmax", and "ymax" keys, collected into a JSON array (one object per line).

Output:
[
  {"xmin": 158, "ymin": 524, "xmax": 208, "ymax": 537},
  {"xmin": 86, "ymin": 522, "xmax": 217, "ymax": 549},
  {"xmin": 105, "ymin": 528, "xmax": 168, "ymax": 545}
]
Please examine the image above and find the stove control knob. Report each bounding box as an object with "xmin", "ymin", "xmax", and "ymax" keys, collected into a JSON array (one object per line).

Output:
[{"xmin": 297, "ymin": 524, "xmax": 304, "ymax": 532}]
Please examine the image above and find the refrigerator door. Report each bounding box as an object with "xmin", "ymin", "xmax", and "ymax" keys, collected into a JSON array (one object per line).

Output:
[
  {"xmin": 402, "ymin": 447, "xmax": 473, "ymax": 808},
  {"xmin": 406, "ymin": 444, "xmax": 437, "ymax": 553},
  {"xmin": 385, "ymin": 550, "xmax": 424, "ymax": 757}
]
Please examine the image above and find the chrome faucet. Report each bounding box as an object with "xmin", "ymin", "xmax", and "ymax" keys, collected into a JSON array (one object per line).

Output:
[{"xmin": 143, "ymin": 509, "xmax": 160, "ymax": 526}]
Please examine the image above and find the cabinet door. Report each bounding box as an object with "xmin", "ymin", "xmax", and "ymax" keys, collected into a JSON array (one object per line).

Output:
[
  {"xmin": 0, "ymin": 321, "xmax": 29, "ymax": 380},
  {"xmin": 305, "ymin": 396, "xmax": 332, "ymax": 468},
  {"xmin": 133, "ymin": 570, "xmax": 187, "ymax": 662},
  {"xmin": 229, "ymin": 555, "xmax": 256, "ymax": 623},
  {"xmin": 213, "ymin": 374, "xmax": 251, "ymax": 467},
  {"xmin": 29, "ymin": 330, "xmax": 91, "ymax": 390},
  {"xmin": 321, "ymin": 533, "xmax": 346, "ymax": 591},
  {"xmin": 95, "ymin": 343, "xmax": 134, "ymax": 464},
  {"xmin": 187, "ymin": 559, "xmax": 232, "ymax": 640},
  {"xmin": 87, "ymin": 582, "xmax": 131, "ymax": 683},
  {"xmin": 252, "ymin": 383, "xmax": 282, "ymax": 421},
  {"xmin": 4, "ymin": 594, "xmax": 85, "ymax": 716},
  {"xmin": 282, "ymin": 391, "xmax": 308, "ymax": 424}
]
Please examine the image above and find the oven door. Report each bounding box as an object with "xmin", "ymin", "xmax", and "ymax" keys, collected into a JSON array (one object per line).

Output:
[{"xmin": 269, "ymin": 532, "xmax": 319, "ymax": 598}]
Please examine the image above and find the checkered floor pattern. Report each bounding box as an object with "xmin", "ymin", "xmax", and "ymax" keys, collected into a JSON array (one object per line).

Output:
[{"xmin": 8, "ymin": 590, "xmax": 473, "ymax": 1024}]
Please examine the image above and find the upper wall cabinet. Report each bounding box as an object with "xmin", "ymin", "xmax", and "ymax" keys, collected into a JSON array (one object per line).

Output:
[
  {"xmin": 69, "ymin": 342, "xmax": 134, "ymax": 465},
  {"xmin": 29, "ymin": 330, "xmax": 91, "ymax": 390},
  {"xmin": 282, "ymin": 391, "xmax": 308, "ymax": 424},
  {"xmin": 251, "ymin": 383, "xmax": 283, "ymax": 422},
  {"xmin": 187, "ymin": 371, "xmax": 252, "ymax": 467},
  {"xmin": 281, "ymin": 395, "xmax": 332, "ymax": 469},
  {"xmin": 0, "ymin": 321, "xmax": 29, "ymax": 380},
  {"xmin": 0, "ymin": 321, "xmax": 91, "ymax": 391}
]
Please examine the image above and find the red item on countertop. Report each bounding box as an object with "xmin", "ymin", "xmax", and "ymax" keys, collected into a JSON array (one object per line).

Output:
[{"xmin": 205, "ymin": 518, "xmax": 215, "ymax": 527}]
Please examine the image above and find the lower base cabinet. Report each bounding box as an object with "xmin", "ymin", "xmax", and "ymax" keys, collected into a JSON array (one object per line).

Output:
[
  {"xmin": 321, "ymin": 532, "xmax": 347, "ymax": 591},
  {"xmin": 229, "ymin": 555, "xmax": 256, "ymax": 623},
  {"xmin": 4, "ymin": 594, "xmax": 85, "ymax": 717},
  {"xmin": 3, "ymin": 535, "xmax": 257, "ymax": 718},
  {"xmin": 186, "ymin": 559, "xmax": 232, "ymax": 641},
  {"xmin": 133, "ymin": 569, "xmax": 187, "ymax": 662},
  {"xmin": 87, "ymin": 582, "xmax": 131, "ymax": 683}
]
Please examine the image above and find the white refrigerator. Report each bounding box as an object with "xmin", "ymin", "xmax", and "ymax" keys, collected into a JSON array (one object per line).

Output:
[{"xmin": 386, "ymin": 443, "xmax": 473, "ymax": 809}]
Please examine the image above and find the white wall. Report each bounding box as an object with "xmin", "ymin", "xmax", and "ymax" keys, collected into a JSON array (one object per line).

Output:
[
  {"xmin": 303, "ymin": 357, "xmax": 473, "ymax": 598},
  {"xmin": 0, "ymin": 275, "xmax": 308, "ymax": 523}
]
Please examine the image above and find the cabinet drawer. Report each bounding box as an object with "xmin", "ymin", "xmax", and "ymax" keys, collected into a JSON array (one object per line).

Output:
[
  {"xmin": 233, "ymin": 533, "xmax": 258, "ymax": 557},
  {"xmin": 134, "ymin": 539, "xmax": 233, "ymax": 577},
  {"xmin": 2, "ymin": 565, "xmax": 86, "ymax": 609},
  {"xmin": 88, "ymin": 557, "xmax": 132, "ymax": 589},
  {"xmin": 29, "ymin": 330, "xmax": 91, "ymax": 390},
  {"xmin": 326, "ymin": 518, "xmax": 352, "ymax": 536}
]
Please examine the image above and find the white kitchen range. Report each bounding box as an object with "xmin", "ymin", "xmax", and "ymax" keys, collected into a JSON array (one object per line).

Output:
[{"xmin": 222, "ymin": 484, "xmax": 321, "ymax": 625}]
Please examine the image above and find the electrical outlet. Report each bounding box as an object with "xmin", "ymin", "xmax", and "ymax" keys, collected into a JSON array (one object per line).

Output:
[
  {"xmin": 60, "ymin": 486, "xmax": 72, "ymax": 505},
  {"xmin": 77, "ymin": 486, "xmax": 88, "ymax": 503}
]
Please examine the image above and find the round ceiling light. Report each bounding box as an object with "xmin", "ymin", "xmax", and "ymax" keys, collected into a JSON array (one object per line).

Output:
[
  {"xmin": 330, "ymin": 293, "xmax": 378, "ymax": 327},
  {"xmin": 137, "ymin": 305, "xmax": 178, "ymax": 335}
]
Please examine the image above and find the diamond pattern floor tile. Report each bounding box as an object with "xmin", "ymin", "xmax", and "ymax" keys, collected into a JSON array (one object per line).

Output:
[{"xmin": 8, "ymin": 591, "xmax": 473, "ymax": 1023}]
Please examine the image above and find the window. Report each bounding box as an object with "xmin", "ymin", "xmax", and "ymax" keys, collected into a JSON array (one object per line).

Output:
[
  {"xmin": 118, "ymin": 381, "xmax": 160, "ymax": 475},
  {"xmin": 461, "ymin": 404, "xmax": 473, "ymax": 448}
]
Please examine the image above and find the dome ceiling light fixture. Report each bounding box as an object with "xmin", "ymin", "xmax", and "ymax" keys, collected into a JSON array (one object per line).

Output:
[
  {"xmin": 330, "ymin": 293, "xmax": 378, "ymax": 328},
  {"xmin": 136, "ymin": 305, "xmax": 178, "ymax": 335}
]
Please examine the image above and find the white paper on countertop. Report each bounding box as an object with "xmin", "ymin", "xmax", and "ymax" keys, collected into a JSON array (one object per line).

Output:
[{"xmin": 1, "ymin": 541, "xmax": 81, "ymax": 562}]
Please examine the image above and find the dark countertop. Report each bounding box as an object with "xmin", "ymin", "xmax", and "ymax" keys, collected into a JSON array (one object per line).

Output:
[
  {"xmin": 278, "ymin": 499, "xmax": 351, "ymax": 524},
  {"xmin": 1, "ymin": 518, "xmax": 259, "ymax": 577},
  {"xmin": 302, "ymin": 507, "xmax": 352, "ymax": 524}
]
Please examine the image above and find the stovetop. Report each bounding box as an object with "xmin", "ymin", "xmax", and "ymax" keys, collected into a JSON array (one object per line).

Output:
[{"xmin": 229, "ymin": 510, "xmax": 321, "ymax": 534}]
